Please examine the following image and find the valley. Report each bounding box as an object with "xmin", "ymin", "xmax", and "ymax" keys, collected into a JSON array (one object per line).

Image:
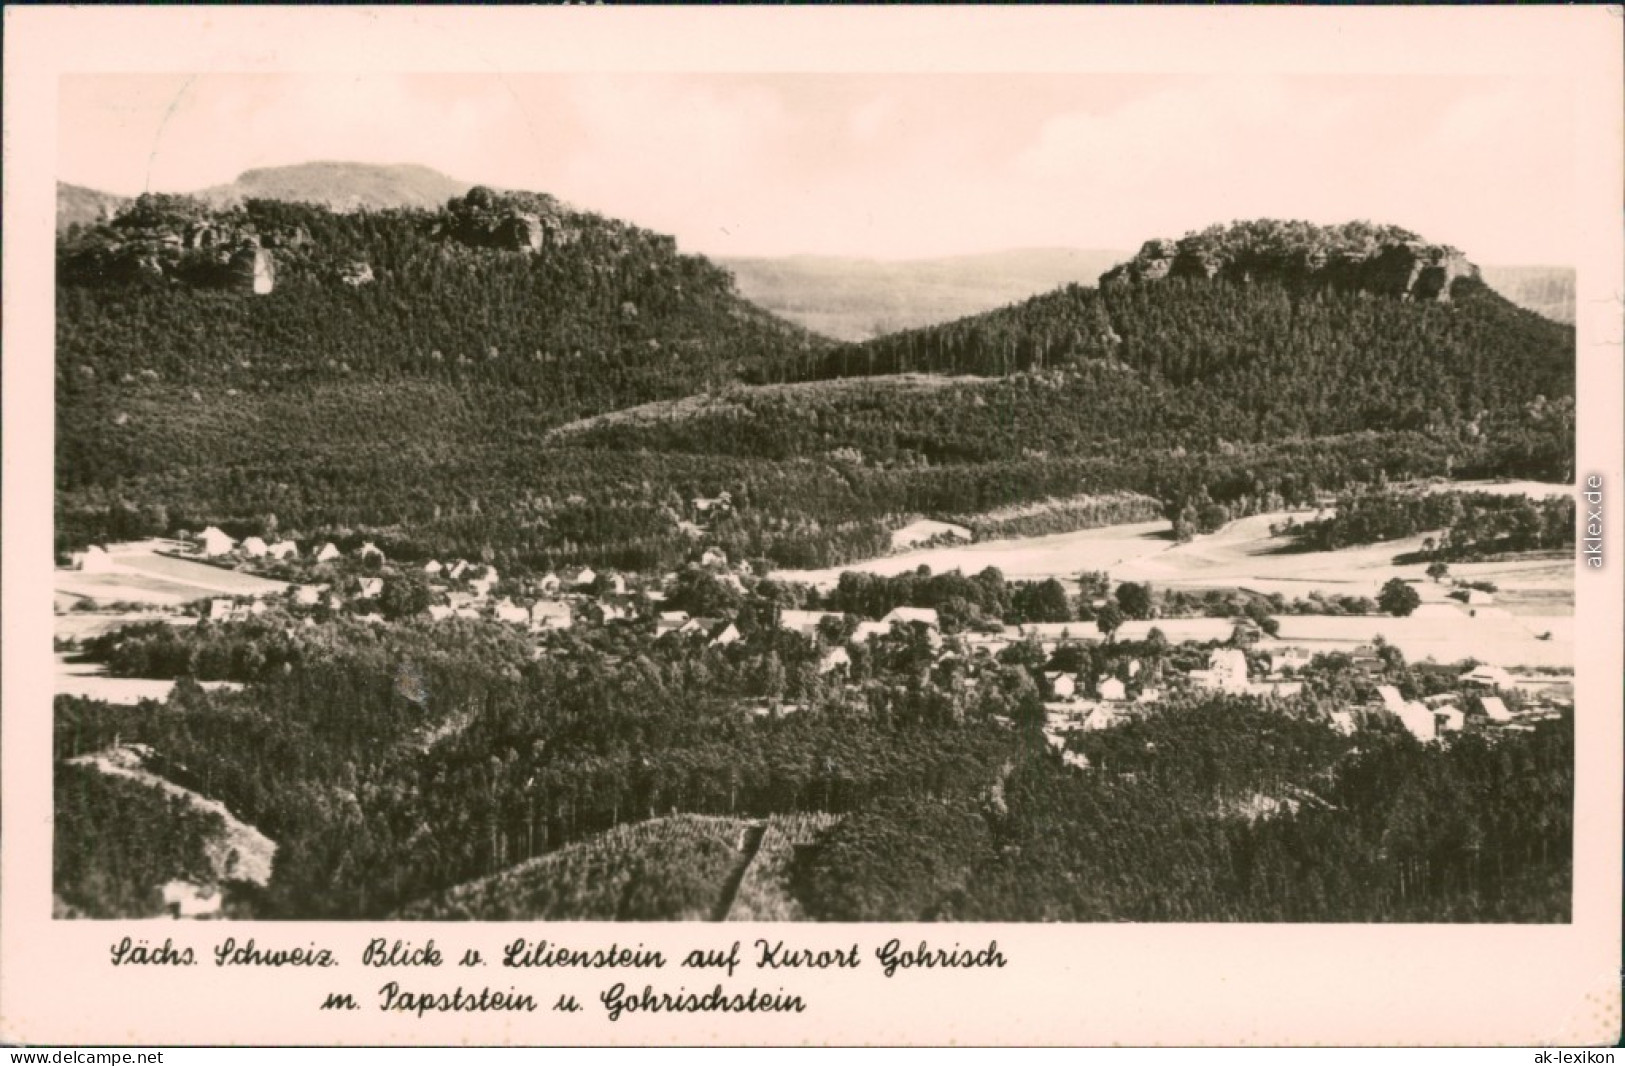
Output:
[{"xmin": 47, "ymin": 175, "xmax": 1578, "ymax": 925}]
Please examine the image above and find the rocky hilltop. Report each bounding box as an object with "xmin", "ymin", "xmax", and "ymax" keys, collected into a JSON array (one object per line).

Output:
[{"xmin": 1100, "ymin": 220, "xmax": 1480, "ymax": 302}]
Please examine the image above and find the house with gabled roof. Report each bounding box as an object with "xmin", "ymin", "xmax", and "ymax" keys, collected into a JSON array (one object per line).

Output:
[
  {"xmin": 315, "ymin": 542, "xmax": 341, "ymax": 563},
  {"xmin": 239, "ymin": 536, "xmax": 268, "ymax": 558},
  {"xmin": 198, "ymin": 527, "xmax": 236, "ymax": 557}
]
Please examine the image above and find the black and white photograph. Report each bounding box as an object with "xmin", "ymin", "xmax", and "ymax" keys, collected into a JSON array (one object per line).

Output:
[{"xmin": 5, "ymin": 4, "xmax": 1621, "ymax": 1049}]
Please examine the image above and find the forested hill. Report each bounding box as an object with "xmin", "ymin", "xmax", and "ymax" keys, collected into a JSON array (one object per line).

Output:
[
  {"xmin": 57, "ymin": 187, "xmax": 822, "ymax": 409},
  {"xmin": 56, "ymin": 212, "xmax": 1573, "ymax": 571}
]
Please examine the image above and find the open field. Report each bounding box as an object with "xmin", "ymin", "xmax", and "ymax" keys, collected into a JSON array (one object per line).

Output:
[
  {"xmin": 779, "ymin": 481, "xmax": 1575, "ymax": 606},
  {"xmin": 56, "ymin": 654, "xmax": 241, "ymax": 706},
  {"xmin": 56, "ymin": 543, "xmax": 292, "ymax": 609}
]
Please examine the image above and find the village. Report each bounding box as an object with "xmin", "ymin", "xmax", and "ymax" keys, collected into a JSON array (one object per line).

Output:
[{"xmin": 56, "ymin": 508, "xmax": 1572, "ymax": 758}]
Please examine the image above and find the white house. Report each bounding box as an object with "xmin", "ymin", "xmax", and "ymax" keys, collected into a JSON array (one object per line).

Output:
[
  {"xmin": 820, "ymin": 647, "xmax": 851, "ymax": 675},
  {"xmin": 161, "ymin": 880, "xmax": 222, "ymax": 919},
  {"xmin": 1192, "ymin": 648, "xmax": 1250, "ymax": 693},
  {"xmin": 1082, "ymin": 705, "xmax": 1120, "ymax": 732},
  {"xmin": 207, "ymin": 598, "xmax": 233, "ymax": 621},
  {"xmin": 239, "ymin": 536, "xmax": 268, "ymax": 558},
  {"xmin": 448, "ymin": 560, "xmax": 470, "ymax": 580},
  {"xmin": 709, "ymin": 622, "xmax": 742, "ymax": 647},
  {"xmin": 1328, "ymin": 710, "xmax": 1357, "ymax": 736},
  {"xmin": 198, "ymin": 527, "xmax": 236, "ymax": 557},
  {"xmin": 425, "ymin": 604, "xmax": 453, "ymax": 621},
  {"xmin": 294, "ymin": 585, "xmax": 323, "ymax": 606},
  {"xmin": 1396, "ymin": 700, "xmax": 1438, "ymax": 743},
  {"xmin": 423, "ymin": 560, "xmax": 443, "ymax": 576},
  {"xmin": 1376, "ymin": 685, "xmax": 1407, "ymax": 716},
  {"xmin": 1045, "ymin": 672, "xmax": 1078, "ymax": 700},
  {"xmin": 266, "ymin": 540, "xmax": 299, "ymax": 560},
  {"xmin": 699, "ymin": 548, "xmax": 728, "ymax": 569},
  {"xmin": 493, "ymin": 599, "xmax": 529, "ymax": 625},
  {"xmin": 882, "ymin": 606, "xmax": 940, "ymax": 630},
  {"xmin": 779, "ymin": 609, "xmax": 841, "ymax": 637},
  {"xmin": 358, "ymin": 577, "xmax": 384, "ymax": 599},
  {"xmin": 1433, "ymin": 706, "xmax": 1466, "ymax": 732},
  {"xmin": 528, "ymin": 601, "xmax": 573, "ymax": 630},
  {"xmin": 1479, "ymin": 695, "xmax": 1514, "ymax": 722},
  {"xmin": 315, "ymin": 543, "xmax": 342, "ymax": 563},
  {"xmin": 850, "ymin": 621, "xmax": 892, "ymax": 644},
  {"xmin": 1097, "ymin": 677, "xmax": 1127, "ymax": 702},
  {"xmin": 1268, "ymin": 647, "xmax": 1313, "ymax": 675},
  {"xmin": 655, "ymin": 611, "xmax": 690, "ymax": 636},
  {"xmin": 1461, "ymin": 665, "xmax": 1514, "ymax": 690}
]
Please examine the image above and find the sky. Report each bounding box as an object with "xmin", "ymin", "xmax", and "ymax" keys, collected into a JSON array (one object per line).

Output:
[{"xmin": 58, "ymin": 72, "xmax": 1577, "ymax": 265}]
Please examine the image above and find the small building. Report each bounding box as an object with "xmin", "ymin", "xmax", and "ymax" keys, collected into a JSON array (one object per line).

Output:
[
  {"xmin": 526, "ymin": 598, "xmax": 572, "ymax": 633},
  {"xmin": 779, "ymin": 609, "xmax": 841, "ymax": 637},
  {"xmin": 448, "ymin": 560, "xmax": 471, "ymax": 581},
  {"xmin": 266, "ymin": 540, "xmax": 299, "ymax": 560},
  {"xmin": 655, "ymin": 611, "xmax": 690, "ymax": 636},
  {"xmin": 1376, "ymin": 685, "xmax": 1407, "ymax": 716},
  {"xmin": 1136, "ymin": 687, "xmax": 1162, "ymax": 705},
  {"xmin": 161, "ymin": 880, "xmax": 222, "ymax": 920},
  {"xmin": 423, "ymin": 560, "xmax": 444, "ymax": 576},
  {"xmin": 1097, "ymin": 677, "xmax": 1127, "ymax": 702},
  {"xmin": 699, "ymin": 548, "xmax": 728, "ymax": 569},
  {"xmin": 207, "ymin": 598, "xmax": 233, "ymax": 622},
  {"xmin": 1460, "ymin": 665, "xmax": 1514, "ymax": 690},
  {"xmin": 1328, "ymin": 710, "xmax": 1357, "ymax": 736},
  {"xmin": 1193, "ymin": 648, "xmax": 1249, "ymax": 693},
  {"xmin": 493, "ymin": 599, "xmax": 529, "ymax": 625},
  {"xmin": 1433, "ymin": 706, "xmax": 1466, "ymax": 733},
  {"xmin": 1479, "ymin": 695, "xmax": 1514, "ymax": 723},
  {"xmin": 1081, "ymin": 705, "xmax": 1120, "ymax": 732},
  {"xmin": 198, "ymin": 527, "xmax": 236, "ymax": 557},
  {"xmin": 425, "ymin": 604, "xmax": 453, "ymax": 622},
  {"xmin": 819, "ymin": 647, "xmax": 851, "ymax": 675},
  {"xmin": 358, "ymin": 577, "xmax": 384, "ymax": 600},
  {"xmin": 850, "ymin": 621, "xmax": 892, "ymax": 644},
  {"xmin": 1044, "ymin": 672, "xmax": 1078, "ymax": 700},
  {"xmin": 294, "ymin": 585, "xmax": 322, "ymax": 606},
  {"xmin": 1395, "ymin": 700, "xmax": 1437, "ymax": 743},
  {"xmin": 239, "ymin": 536, "xmax": 268, "ymax": 558},
  {"xmin": 567, "ymin": 566, "xmax": 597, "ymax": 590},
  {"xmin": 709, "ymin": 622, "xmax": 742, "ymax": 647},
  {"xmin": 882, "ymin": 606, "xmax": 940, "ymax": 630},
  {"xmin": 1268, "ymin": 647, "xmax": 1313, "ymax": 675},
  {"xmin": 315, "ymin": 543, "xmax": 342, "ymax": 563}
]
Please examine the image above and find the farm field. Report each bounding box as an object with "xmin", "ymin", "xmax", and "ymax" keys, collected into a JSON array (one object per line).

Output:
[
  {"xmin": 56, "ymin": 654, "xmax": 241, "ymax": 706},
  {"xmin": 778, "ymin": 482, "xmax": 1575, "ymax": 607},
  {"xmin": 55, "ymin": 543, "xmax": 291, "ymax": 609}
]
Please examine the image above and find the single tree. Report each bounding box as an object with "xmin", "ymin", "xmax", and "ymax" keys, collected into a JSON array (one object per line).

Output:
[{"xmin": 1378, "ymin": 577, "xmax": 1421, "ymax": 618}]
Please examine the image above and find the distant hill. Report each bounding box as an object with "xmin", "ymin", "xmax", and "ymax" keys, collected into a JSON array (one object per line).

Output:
[
  {"xmin": 1479, "ymin": 265, "xmax": 1574, "ymax": 325},
  {"xmin": 55, "ymin": 163, "xmax": 474, "ymax": 233},
  {"xmin": 191, "ymin": 161, "xmax": 473, "ymax": 212},
  {"xmin": 721, "ymin": 248, "xmax": 1130, "ymax": 341},
  {"xmin": 57, "ymin": 182, "xmax": 130, "ymax": 233}
]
